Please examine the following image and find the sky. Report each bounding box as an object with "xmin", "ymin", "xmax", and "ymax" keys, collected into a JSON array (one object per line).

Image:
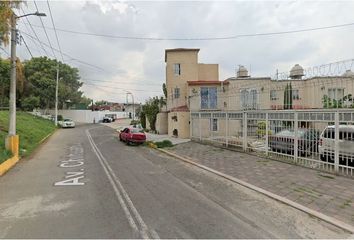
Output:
[{"xmin": 4, "ymin": 0, "xmax": 354, "ymax": 104}]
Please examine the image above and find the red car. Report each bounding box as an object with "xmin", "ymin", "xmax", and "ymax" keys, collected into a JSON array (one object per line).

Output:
[{"xmin": 119, "ymin": 127, "xmax": 146, "ymax": 145}]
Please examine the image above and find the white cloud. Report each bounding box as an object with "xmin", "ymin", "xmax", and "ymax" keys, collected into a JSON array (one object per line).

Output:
[{"xmin": 13, "ymin": 0, "xmax": 354, "ymax": 103}]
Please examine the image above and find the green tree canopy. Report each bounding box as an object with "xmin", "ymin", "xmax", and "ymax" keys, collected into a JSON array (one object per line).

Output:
[{"xmin": 23, "ymin": 57, "xmax": 83, "ymax": 109}]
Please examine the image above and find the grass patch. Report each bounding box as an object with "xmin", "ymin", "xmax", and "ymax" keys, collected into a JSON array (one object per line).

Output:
[
  {"xmin": 0, "ymin": 149, "xmax": 12, "ymax": 164},
  {"xmin": 0, "ymin": 111, "xmax": 57, "ymax": 163}
]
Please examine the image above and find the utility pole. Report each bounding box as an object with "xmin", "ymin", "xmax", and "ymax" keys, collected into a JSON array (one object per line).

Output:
[
  {"xmin": 8, "ymin": 14, "xmax": 17, "ymax": 136},
  {"xmin": 55, "ymin": 65, "xmax": 59, "ymax": 126},
  {"xmin": 5, "ymin": 11, "xmax": 46, "ymax": 154},
  {"xmin": 126, "ymin": 91, "xmax": 134, "ymax": 120}
]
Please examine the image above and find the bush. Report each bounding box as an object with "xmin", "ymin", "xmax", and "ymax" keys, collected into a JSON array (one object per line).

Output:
[
  {"xmin": 130, "ymin": 120, "xmax": 140, "ymax": 125},
  {"xmin": 21, "ymin": 95, "xmax": 40, "ymax": 111},
  {"xmin": 154, "ymin": 140, "xmax": 173, "ymax": 148}
]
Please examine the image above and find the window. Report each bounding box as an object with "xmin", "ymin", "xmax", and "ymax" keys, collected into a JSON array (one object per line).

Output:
[
  {"xmin": 174, "ymin": 87, "xmax": 180, "ymax": 99},
  {"xmin": 174, "ymin": 63, "xmax": 181, "ymax": 76},
  {"xmin": 201, "ymin": 87, "xmax": 217, "ymax": 109},
  {"xmin": 328, "ymin": 88, "xmax": 344, "ymax": 100},
  {"xmin": 240, "ymin": 88, "xmax": 258, "ymax": 110},
  {"xmin": 210, "ymin": 118, "xmax": 218, "ymax": 131},
  {"xmin": 270, "ymin": 90, "xmax": 277, "ymax": 100},
  {"xmin": 292, "ymin": 89, "xmax": 300, "ymax": 100}
]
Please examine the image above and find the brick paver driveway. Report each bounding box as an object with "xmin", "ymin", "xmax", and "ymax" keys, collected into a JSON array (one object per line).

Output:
[{"xmin": 168, "ymin": 141, "xmax": 354, "ymax": 226}]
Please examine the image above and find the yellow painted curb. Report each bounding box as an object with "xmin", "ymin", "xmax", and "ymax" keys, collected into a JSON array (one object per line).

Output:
[{"xmin": 0, "ymin": 155, "xmax": 19, "ymax": 176}]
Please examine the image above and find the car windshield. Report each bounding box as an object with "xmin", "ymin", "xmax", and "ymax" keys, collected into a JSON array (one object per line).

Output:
[
  {"xmin": 64, "ymin": 119, "xmax": 72, "ymax": 122},
  {"xmin": 131, "ymin": 128, "xmax": 144, "ymax": 133}
]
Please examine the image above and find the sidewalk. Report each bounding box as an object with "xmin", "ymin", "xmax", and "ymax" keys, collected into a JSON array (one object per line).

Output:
[{"xmin": 167, "ymin": 141, "xmax": 354, "ymax": 227}]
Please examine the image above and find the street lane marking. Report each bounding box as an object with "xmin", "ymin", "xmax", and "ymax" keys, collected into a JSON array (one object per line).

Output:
[
  {"xmin": 54, "ymin": 144, "xmax": 85, "ymax": 186},
  {"xmin": 86, "ymin": 129, "xmax": 159, "ymax": 239}
]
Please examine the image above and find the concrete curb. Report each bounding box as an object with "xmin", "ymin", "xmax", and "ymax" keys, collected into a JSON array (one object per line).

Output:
[
  {"xmin": 0, "ymin": 155, "xmax": 19, "ymax": 176},
  {"xmin": 156, "ymin": 147, "xmax": 354, "ymax": 234}
]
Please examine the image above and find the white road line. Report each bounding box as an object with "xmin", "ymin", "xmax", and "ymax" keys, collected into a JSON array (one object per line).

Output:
[
  {"xmin": 86, "ymin": 130, "xmax": 140, "ymax": 237},
  {"xmin": 86, "ymin": 129, "xmax": 159, "ymax": 239}
]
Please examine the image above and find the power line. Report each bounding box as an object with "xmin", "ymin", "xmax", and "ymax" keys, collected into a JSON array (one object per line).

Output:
[
  {"xmin": 20, "ymin": 7, "xmax": 46, "ymax": 57},
  {"xmin": 0, "ymin": 46, "xmax": 10, "ymax": 57},
  {"xmin": 20, "ymin": 30, "xmax": 107, "ymax": 71},
  {"xmin": 33, "ymin": 0, "xmax": 56, "ymax": 58},
  {"xmin": 46, "ymin": 0, "xmax": 64, "ymax": 62},
  {"xmin": 20, "ymin": 36, "xmax": 34, "ymax": 58},
  {"xmin": 22, "ymin": 21, "xmax": 354, "ymax": 41},
  {"xmin": 82, "ymin": 82, "xmax": 162, "ymax": 93},
  {"xmin": 83, "ymin": 78, "xmax": 163, "ymax": 87}
]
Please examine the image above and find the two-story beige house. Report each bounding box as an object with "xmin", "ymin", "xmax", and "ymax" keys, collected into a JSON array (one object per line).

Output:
[{"xmin": 161, "ymin": 48, "xmax": 219, "ymax": 138}]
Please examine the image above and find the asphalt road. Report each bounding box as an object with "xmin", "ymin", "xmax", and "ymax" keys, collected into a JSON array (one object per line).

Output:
[{"xmin": 0, "ymin": 124, "xmax": 351, "ymax": 239}]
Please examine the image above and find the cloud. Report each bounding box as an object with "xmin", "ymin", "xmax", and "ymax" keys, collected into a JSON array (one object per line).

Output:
[{"xmin": 13, "ymin": 0, "xmax": 354, "ymax": 103}]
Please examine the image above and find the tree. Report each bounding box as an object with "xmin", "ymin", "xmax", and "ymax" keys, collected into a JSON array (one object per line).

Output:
[
  {"xmin": 21, "ymin": 95, "xmax": 40, "ymax": 111},
  {"xmin": 0, "ymin": 57, "xmax": 10, "ymax": 107},
  {"xmin": 162, "ymin": 83, "xmax": 167, "ymax": 98},
  {"xmin": 23, "ymin": 57, "xmax": 83, "ymax": 109},
  {"xmin": 0, "ymin": 1, "xmax": 23, "ymax": 46},
  {"xmin": 141, "ymin": 97, "xmax": 160, "ymax": 131},
  {"xmin": 283, "ymin": 83, "xmax": 293, "ymax": 109}
]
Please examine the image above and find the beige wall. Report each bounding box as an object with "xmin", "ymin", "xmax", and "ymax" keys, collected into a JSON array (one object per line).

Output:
[
  {"xmin": 156, "ymin": 112, "xmax": 168, "ymax": 134},
  {"xmin": 168, "ymin": 112, "xmax": 190, "ymax": 139},
  {"xmin": 198, "ymin": 64, "xmax": 219, "ymax": 81},
  {"xmin": 189, "ymin": 76, "xmax": 354, "ymax": 112},
  {"xmin": 165, "ymin": 50, "xmax": 220, "ymax": 111},
  {"xmin": 166, "ymin": 51, "xmax": 199, "ymax": 110}
]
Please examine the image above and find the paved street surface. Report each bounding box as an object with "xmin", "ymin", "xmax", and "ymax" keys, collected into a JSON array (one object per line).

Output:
[
  {"xmin": 169, "ymin": 141, "xmax": 354, "ymax": 227},
  {"xmin": 0, "ymin": 124, "xmax": 351, "ymax": 238}
]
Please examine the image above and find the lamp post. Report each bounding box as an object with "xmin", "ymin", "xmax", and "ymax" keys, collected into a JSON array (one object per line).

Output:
[
  {"xmin": 6, "ymin": 11, "xmax": 46, "ymax": 153},
  {"xmin": 126, "ymin": 91, "xmax": 134, "ymax": 120}
]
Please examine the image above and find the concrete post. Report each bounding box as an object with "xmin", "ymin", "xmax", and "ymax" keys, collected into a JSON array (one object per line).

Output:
[
  {"xmin": 294, "ymin": 111, "xmax": 299, "ymax": 163},
  {"xmin": 265, "ymin": 112, "xmax": 269, "ymax": 156},
  {"xmin": 199, "ymin": 112, "xmax": 202, "ymax": 141},
  {"xmin": 243, "ymin": 112, "xmax": 247, "ymax": 151},
  {"xmin": 55, "ymin": 65, "xmax": 59, "ymax": 126},
  {"xmin": 334, "ymin": 111, "xmax": 340, "ymax": 172},
  {"xmin": 8, "ymin": 14, "xmax": 17, "ymax": 136}
]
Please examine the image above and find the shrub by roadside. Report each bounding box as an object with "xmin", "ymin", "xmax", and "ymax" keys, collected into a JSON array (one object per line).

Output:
[
  {"xmin": 0, "ymin": 111, "xmax": 57, "ymax": 164},
  {"xmin": 144, "ymin": 140, "xmax": 173, "ymax": 149}
]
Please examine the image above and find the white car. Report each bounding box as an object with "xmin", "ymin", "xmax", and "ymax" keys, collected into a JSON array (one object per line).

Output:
[
  {"xmin": 58, "ymin": 119, "xmax": 75, "ymax": 128},
  {"xmin": 319, "ymin": 125, "xmax": 354, "ymax": 165}
]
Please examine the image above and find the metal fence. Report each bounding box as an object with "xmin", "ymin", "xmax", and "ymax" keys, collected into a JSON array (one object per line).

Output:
[{"xmin": 190, "ymin": 109, "xmax": 354, "ymax": 177}]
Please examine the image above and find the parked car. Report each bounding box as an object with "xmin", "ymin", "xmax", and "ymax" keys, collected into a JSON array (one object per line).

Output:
[
  {"xmin": 319, "ymin": 125, "xmax": 354, "ymax": 166},
  {"xmin": 58, "ymin": 119, "xmax": 75, "ymax": 128},
  {"xmin": 102, "ymin": 116, "xmax": 113, "ymax": 123},
  {"xmin": 268, "ymin": 128, "xmax": 320, "ymax": 156},
  {"xmin": 119, "ymin": 127, "xmax": 146, "ymax": 145},
  {"xmin": 105, "ymin": 114, "xmax": 116, "ymax": 122}
]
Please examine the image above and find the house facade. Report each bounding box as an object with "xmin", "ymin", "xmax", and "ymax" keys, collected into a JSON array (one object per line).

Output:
[
  {"xmin": 161, "ymin": 48, "xmax": 354, "ymax": 139},
  {"xmin": 164, "ymin": 48, "xmax": 219, "ymax": 138}
]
